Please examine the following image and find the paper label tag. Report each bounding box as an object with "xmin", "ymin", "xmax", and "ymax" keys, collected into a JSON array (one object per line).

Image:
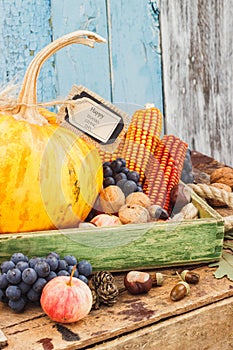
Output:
[{"xmin": 65, "ymin": 91, "xmax": 124, "ymax": 144}]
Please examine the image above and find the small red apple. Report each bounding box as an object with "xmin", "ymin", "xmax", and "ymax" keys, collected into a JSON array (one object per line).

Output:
[{"xmin": 40, "ymin": 267, "xmax": 92, "ymax": 323}]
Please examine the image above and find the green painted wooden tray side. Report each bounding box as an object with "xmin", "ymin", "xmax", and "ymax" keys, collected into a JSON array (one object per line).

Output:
[{"xmin": 0, "ymin": 191, "xmax": 224, "ymax": 271}]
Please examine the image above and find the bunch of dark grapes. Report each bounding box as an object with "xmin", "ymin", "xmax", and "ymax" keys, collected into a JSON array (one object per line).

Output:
[
  {"xmin": 103, "ymin": 158, "xmax": 143, "ymax": 196},
  {"xmin": 0, "ymin": 252, "xmax": 92, "ymax": 312},
  {"xmin": 181, "ymin": 149, "xmax": 195, "ymax": 184}
]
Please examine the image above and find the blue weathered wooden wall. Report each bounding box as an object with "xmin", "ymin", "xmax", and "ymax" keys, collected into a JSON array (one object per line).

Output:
[
  {"xmin": 0, "ymin": 0, "xmax": 163, "ymax": 115},
  {"xmin": 0, "ymin": 0, "xmax": 57, "ymax": 103},
  {"xmin": 0, "ymin": 0, "xmax": 232, "ymax": 166}
]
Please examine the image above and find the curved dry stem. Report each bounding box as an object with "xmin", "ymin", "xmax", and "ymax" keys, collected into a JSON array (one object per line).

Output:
[{"xmin": 15, "ymin": 30, "xmax": 106, "ymax": 125}]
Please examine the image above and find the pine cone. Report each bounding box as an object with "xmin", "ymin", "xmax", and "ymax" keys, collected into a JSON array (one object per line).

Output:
[{"xmin": 88, "ymin": 271, "xmax": 119, "ymax": 309}]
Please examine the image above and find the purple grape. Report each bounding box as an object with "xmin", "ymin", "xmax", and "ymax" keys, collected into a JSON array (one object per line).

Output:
[
  {"xmin": 122, "ymin": 180, "xmax": 138, "ymax": 196},
  {"xmin": 27, "ymin": 288, "xmax": 40, "ymax": 302},
  {"xmin": 127, "ymin": 171, "xmax": 140, "ymax": 183},
  {"xmin": 22, "ymin": 268, "xmax": 37, "ymax": 285},
  {"xmin": 78, "ymin": 275, "xmax": 88, "ymax": 284},
  {"xmin": 57, "ymin": 259, "xmax": 68, "ymax": 271},
  {"xmin": 103, "ymin": 165, "xmax": 113, "ymax": 178},
  {"xmin": 117, "ymin": 157, "xmax": 126, "ymax": 167},
  {"xmin": 64, "ymin": 255, "xmax": 77, "ymax": 266},
  {"xmin": 77, "ymin": 260, "xmax": 92, "ymax": 277},
  {"xmin": 47, "ymin": 251, "xmax": 60, "ymax": 260},
  {"xmin": 18, "ymin": 281, "xmax": 31, "ymax": 294},
  {"xmin": 121, "ymin": 166, "xmax": 130, "ymax": 174},
  {"xmin": 110, "ymin": 159, "xmax": 123, "ymax": 173},
  {"xmin": 1, "ymin": 260, "xmax": 15, "ymax": 274},
  {"xmin": 103, "ymin": 177, "xmax": 115, "ymax": 188},
  {"xmin": 45, "ymin": 254, "xmax": 59, "ymax": 271},
  {"xmin": 11, "ymin": 253, "xmax": 28, "ymax": 264},
  {"xmin": 6, "ymin": 285, "xmax": 21, "ymax": 301},
  {"xmin": 32, "ymin": 278, "xmax": 47, "ymax": 293},
  {"xmin": 16, "ymin": 261, "xmax": 29, "ymax": 272},
  {"xmin": 46, "ymin": 271, "xmax": 57, "ymax": 282},
  {"xmin": 6, "ymin": 268, "xmax": 22, "ymax": 284},
  {"xmin": 8, "ymin": 297, "xmax": 26, "ymax": 312},
  {"xmin": 114, "ymin": 172, "xmax": 127, "ymax": 182},
  {"xmin": 0, "ymin": 289, "xmax": 6, "ymax": 302},
  {"xmin": 34, "ymin": 261, "xmax": 50, "ymax": 277},
  {"xmin": 0, "ymin": 273, "xmax": 8, "ymax": 289},
  {"xmin": 68, "ymin": 265, "xmax": 79, "ymax": 278},
  {"xmin": 57, "ymin": 270, "xmax": 70, "ymax": 276},
  {"xmin": 29, "ymin": 257, "xmax": 42, "ymax": 269},
  {"xmin": 103, "ymin": 161, "xmax": 111, "ymax": 167},
  {"xmin": 116, "ymin": 179, "xmax": 127, "ymax": 190}
]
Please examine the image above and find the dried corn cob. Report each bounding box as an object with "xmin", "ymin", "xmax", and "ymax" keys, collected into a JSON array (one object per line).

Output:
[
  {"xmin": 119, "ymin": 106, "xmax": 163, "ymax": 182},
  {"xmin": 98, "ymin": 138, "xmax": 125, "ymax": 163},
  {"xmin": 143, "ymin": 135, "xmax": 188, "ymax": 211}
]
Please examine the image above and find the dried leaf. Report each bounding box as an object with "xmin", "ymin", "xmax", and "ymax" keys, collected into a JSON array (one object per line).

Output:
[{"xmin": 209, "ymin": 251, "xmax": 233, "ymax": 281}]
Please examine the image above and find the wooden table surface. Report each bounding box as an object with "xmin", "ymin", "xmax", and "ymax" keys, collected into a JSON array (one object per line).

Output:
[{"xmin": 1, "ymin": 151, "xmax": 233, "ymax": 350}]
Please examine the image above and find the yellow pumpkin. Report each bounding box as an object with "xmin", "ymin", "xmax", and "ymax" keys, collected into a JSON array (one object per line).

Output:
[{"xmin": 0, "ymin": 31, "xmax": 105, "ymax": 233}]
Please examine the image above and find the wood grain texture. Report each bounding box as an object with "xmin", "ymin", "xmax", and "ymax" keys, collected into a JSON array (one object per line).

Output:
[
  {"xmin": 108, "ymin": 0, "xmax": 163, "ymax": 114},
  {"xmin": 160, "ymin": 0, "xmax": 233, "ymax": 166},
  {"xmin": 1, "ymin": 265, "xmax": 233, "ymax": 350},
  {"xmin": 0, "ymin": 0, "xmax": 56, "ymax": 103},
  {"xmin": 50, "ymin": 0, "xmax": 111, "ymax": 100},
  {"xmin": 91, "ymin": 297, "xmax": 233, "ymax": 350},
  {"xmin": 50, "ymin": 0, "xmax": 163, "ymax": 115},
  {"xmin": 0, "ymin": 191, "xmax": 224, "ymax": 272}
]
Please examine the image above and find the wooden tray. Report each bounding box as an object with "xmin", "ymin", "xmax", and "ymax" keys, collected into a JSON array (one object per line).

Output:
[{"xmin": 0, "ymin": 190, "xmax": 224, "ymax": 271}]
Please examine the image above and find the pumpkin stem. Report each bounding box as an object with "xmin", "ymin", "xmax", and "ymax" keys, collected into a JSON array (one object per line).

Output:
[
  {"xmin": 15, "ymin": 31, "xmax": 106, "ymax": 125},
  {"xmin": 67, "ymin": 265, "xmax": 77, "ymax": 286}
]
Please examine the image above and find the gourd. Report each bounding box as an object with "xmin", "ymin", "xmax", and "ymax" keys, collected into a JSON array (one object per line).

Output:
[{"xmin": 0, "ymin": 31, "xmax": 105, "ymax": 233}]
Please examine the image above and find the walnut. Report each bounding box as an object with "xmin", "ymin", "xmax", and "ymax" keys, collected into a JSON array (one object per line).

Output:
[
  {"xmin": 210, "ymin": 167, "xmax": 233, "ymax": 189},
  {"xmin": 208, "ymin": 182, "xmax": 232, "ymax": 207},
  {"xmin": 126, "ymin": 192, "xmax": 151, "ymax": 208},
  {"xmin": 118, "ymin": 204, "xmax": 150, "ymax": 224},
  {"xmin": 99, "ymin": 185, "xmax": 125, "ymax": 213}
]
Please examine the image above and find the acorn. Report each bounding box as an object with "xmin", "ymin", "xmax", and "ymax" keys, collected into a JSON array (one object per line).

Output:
[
  {"xmin": 124, "ymin": 271, "xmax": 153, "ymax": 295},
  {"xmin": 180, "ymin": 270, "xmax": 200, "ymax": 284},
  {"xmin": 150, "ymin": 272, "xmax": 164, "ymax": 286},
  {"xmin": 170, "ymin": 281, "xmax": 190, "ymax": 301}
]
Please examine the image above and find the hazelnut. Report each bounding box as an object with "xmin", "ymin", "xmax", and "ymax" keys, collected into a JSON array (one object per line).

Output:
[
  {"xmin": 91, "ymin": 214, "xmax": 122, "ymax": 227},
  {"xmin": 99, "ymin": 185, "xmax": 125, "ymax": 213},
  {"xmin": 126, "ymin": 192, "xmax": 151, "ymax": 208},
  {"xmin": 124, "ymin": 271, "xmax": 152, "ymax": 295},
  {"xmin": 170, "ymin": 184, "xmax": 191, "ymax": 214},
  {"xmin": 118, "ymin": 204, "xmax": 150, "ymax": 224}
]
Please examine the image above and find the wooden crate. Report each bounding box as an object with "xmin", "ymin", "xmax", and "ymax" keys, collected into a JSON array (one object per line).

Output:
[{"xmin": 0, "ymin": 190, "xmax": 224, "ymax": 272}]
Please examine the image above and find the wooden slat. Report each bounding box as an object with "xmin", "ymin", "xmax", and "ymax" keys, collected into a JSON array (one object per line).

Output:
[
  {"xmin": 0, "ymin": 0, "xmax": 56, "ymax": 103},
  {"xmin": 160, "ymin": 0, "xmax": 233, "ymax": 167},
  {"xmin": 50, "ymin": 0, "xmax": 111, "ymax": 100},
  {"xmin": 1, "ymin": 265, "xmax": 233, "ymax": 350},
  {"xmin": 108, "ymin": 0, "xmax": 163, "ymax": 114}
]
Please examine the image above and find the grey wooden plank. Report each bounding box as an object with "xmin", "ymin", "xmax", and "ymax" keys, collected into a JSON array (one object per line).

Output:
[{"xmin": 160, "ymin": 0, "xmax": 233, "ymax": 166}]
